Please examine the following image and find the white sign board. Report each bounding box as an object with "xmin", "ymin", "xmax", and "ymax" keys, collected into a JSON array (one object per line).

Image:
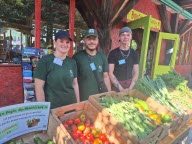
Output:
[{"xmin": 0, "ymin": 102, "xmax": 50, "ymax": 143}]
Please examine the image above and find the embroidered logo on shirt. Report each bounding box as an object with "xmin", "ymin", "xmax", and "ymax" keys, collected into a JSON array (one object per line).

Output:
[
  {"xmin": 69, "ymin": 70, "xmax": 74, "ymax": 77},
  {"xmin": 98, "ymin": 65, "xmax": 103, "ymax": 72}
]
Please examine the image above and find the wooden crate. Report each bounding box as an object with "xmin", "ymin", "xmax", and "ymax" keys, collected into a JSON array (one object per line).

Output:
[
  {"xmin": 117, "ymin": 89, "xmax": 182, "ymax": 143},
  {"xmin": 176, "ymin": 114, "xmax": 190, "ymax": 130},
  {"xmin": 167, "ymin": 88, "xmax": 191, "ymax": 129},
  {"xmin": 88, "ymin": 91, "xmax": 163, "ymax": 144},
  {"xmin": 51, "ymin": 101, "xmax": 132, "ymax": 144},
  {"xmin": 5, "ymin": 113, "xmax": 72, "ymax": 144},
  {"xmin": 160, "ymin": 120, "xmax": 192, "ymax": 144}
]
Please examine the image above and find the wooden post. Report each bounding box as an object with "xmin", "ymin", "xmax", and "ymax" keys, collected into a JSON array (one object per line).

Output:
[
  {"xmin": 35, "ymin": 0, "xmax": 41, "ymax": 48},
  {"xmin": 69, "ymin": 0, "xmax": 75, "ymax": 57}
]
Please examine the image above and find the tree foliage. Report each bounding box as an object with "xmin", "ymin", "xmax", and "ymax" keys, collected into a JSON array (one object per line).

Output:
[{"xmin": 0, "ymin": 0, "xmax": 34, "ymax": 24}]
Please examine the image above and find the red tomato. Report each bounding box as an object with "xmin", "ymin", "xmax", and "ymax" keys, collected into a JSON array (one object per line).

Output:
[
  {"xmin": 103, "ymin": 138, "xmax": 110, "ymax": 144},
  {"xmin": 82, "ymin": 139, "xmax": 92, "ymax": 144},
  {"xmin": 76, "ymin": 129, "xmax": 83, "ymax": 136},
  {"xmin": 63, "ymin": 123, "xmax": 70, "ymax": 130},
  {"xmin": 66, "ymin": 119, "xmax": 73, "ymax": 125},
  {"xmin": 71, "ymin": 131, "xmax": 79, "ymax": 140},
  {"xmin": 71, "ymin": 124, "xmax": 78, "ymax": 132},
  {"xmin": 74, "ymin": 117, "xmax": 81, "ymax": 125},
  {"xmin": 89, "ymin": 125, "xmax": 95, "ymax": 130},
  {"xmin": 85, "ymin": 119, "xmax": 91, "ymax": 126},
  {"xmin": 79, "ymin": 135, "xmax": 86, "ymax": 141},
  {"xmin": 99, "ymin": 133, "xmax": 107, "ymax": 142},
  {"xmin": 85, "ymin": 133, "xmax": 94, "ymax": 141}
]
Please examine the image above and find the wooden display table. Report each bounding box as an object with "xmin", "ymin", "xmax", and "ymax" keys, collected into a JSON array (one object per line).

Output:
[{"xmin": 160, "ymin": 120, "xmax": 192, "ymax": 144}]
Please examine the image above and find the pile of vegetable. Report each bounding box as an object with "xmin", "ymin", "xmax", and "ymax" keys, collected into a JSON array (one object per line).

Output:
[
  {"xmin": 169, "ymin": 91, "xmax": 192, "ymax": 110},
  {"xmin": 122, "ymin": 96, "xmax": 172, "ymax": 124},
  {"xmin": 8, "ymin": 136, "xmax": 54, "ymax": 144},
  {"xmin": 33, "ymin": 135, "xmax": 54, "ymax": 144},
  {"xmin": 99, "ymin": 97, "xmax": 157, "ymax": 140},
  {"xmin": 157, "ymin": 70, "xmax": 192, "ymax": 99},
  {"xmin": 62, "ymin": 113, "xmax": 114, "ymax": 144},
  {"xmin": 134, "ymin": 76, "xmax": 186, "ymax": 116}
]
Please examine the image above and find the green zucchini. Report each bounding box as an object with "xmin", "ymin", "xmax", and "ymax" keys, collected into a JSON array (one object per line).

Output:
[
  {"xmin": 33, "ymin": 135, "xmax": 44, "ymax": 144},
  {"xmin": 46, "ymin": 140, "xmax": 54, "ymax": 144}
]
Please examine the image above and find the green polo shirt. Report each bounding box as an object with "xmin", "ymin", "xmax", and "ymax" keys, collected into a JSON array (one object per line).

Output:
[
  {"xmin": 34, "ymin": 54, "xmax": 77, "ymax": 109},
  {"xmin": 73, "ymin": 50, "xmax": 108, "ymax": 101}
]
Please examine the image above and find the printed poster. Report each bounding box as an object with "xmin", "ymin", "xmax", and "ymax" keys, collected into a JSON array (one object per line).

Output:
[{"xmin": 0, "ymin": 102, "xmax": 50, "ymax": 143}]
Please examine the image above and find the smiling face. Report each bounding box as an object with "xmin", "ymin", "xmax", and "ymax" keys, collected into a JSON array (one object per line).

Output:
[
  {"xmin": 119, "ymin": 32, "xmax": 132, "ymax": 46},
  {"xmin": 54, "ymin": 38, "xmax": 71, "ymax": 54},
  {"xmin": 84, "ymin": 36, "xmax": 99, "ymax": 51}
]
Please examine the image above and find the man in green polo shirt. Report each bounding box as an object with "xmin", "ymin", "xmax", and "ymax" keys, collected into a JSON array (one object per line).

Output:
[{"xmin": 73, "ymin": 29, "xmax": 111, "ymax": 101}]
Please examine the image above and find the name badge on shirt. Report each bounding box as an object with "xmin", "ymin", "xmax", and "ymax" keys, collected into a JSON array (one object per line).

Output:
[
  {"xmin": 118, "ymin": 59, "xmax": 126, "ymax": 65},
  {"xmin": 53, "ymin": 58, "xmax": 63, "ymax": 66},
  {"xmin": 90, "ymin": 62, "xmax": 96, "ymax": 71}
]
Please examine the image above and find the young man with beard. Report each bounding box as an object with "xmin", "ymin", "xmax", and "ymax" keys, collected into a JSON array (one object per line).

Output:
[
  {"xmin": 73, "ymin": 29, "xmax": 111, "ymax": 101},
  {"xmin": 108, "ymin": 26, "xmax": 139, "ymax": 92},
  {"xmin": 34, "ymin": 30, "xmax": 80, "ymax": 109}
]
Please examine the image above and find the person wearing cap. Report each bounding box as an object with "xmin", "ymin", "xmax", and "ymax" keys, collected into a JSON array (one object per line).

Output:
[
  {"xmin": 108, "ymin": 26, "xmax": 139, "ymax": 92},
  {"xmin": 34, "ymin": 30, "xmax": 80, "ymax": 109},
  {"xmin": 73, "ymin": 29, "xmax": 111, "ymax": 101}
]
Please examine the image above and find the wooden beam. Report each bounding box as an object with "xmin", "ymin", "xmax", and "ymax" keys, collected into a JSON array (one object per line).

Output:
[
  {"xmin": 180, "ymin": 0, "xmax": 192, "ymax": 7},
  {"xmin": 112, "ymin": 0, "xmax": 139, "ymax": 27},
  {"xmin": 180, "ymin": 23, "xmax": 192, "ymax": 37},
  {"xmin": 178, "ymin": 19, "xmax": 190, "ymax": 35},
  {"xmin": 157, "ymin": 4, "xmax": 172, "ymax": 33},
  {"xmin": 110, "ymin": 0, "xmax": 129, "ymax": 25},
  {"xmin": 170, "ymin": 13, "xmax": 179, "ymax": 33}
]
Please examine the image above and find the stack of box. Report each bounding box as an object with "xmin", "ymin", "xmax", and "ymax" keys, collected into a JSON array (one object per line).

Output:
[{"xmin": 22, "ymin": 47, "xmax": 43, "ymax": 102}]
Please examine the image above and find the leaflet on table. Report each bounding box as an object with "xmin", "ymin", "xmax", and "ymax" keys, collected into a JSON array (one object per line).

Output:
[{"xmin": 0, "ymin": 102, "xmax": 50, "ymax": 143}]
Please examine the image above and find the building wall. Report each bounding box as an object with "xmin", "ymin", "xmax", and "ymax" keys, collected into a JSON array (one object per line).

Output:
[
  {"xmin": 174, "ymin": 65, "xmax": 192, "ymax": 79},
  {"xmin": 0, "ymin": 65, "xmax": 23, "ymax": 107}
]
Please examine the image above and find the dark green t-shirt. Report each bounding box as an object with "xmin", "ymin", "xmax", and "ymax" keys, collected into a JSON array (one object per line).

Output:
[
  {"xmin": 34, "ymin": 54, "xmax": 77, "ymax": 109},
  {"xmin": 73, "ymin": 50, "xmax": 108, "ymax": 101}
]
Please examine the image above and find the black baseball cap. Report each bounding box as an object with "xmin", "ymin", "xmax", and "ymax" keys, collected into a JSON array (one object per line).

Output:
[{"xmin": 55, "ymin": 30, "xmax": 72, "ymax": 41}]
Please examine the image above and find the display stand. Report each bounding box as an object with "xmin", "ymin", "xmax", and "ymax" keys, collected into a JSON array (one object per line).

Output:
[{"xmin": 21, "ymin": 47, "xmax": 43, "ymax": 102}]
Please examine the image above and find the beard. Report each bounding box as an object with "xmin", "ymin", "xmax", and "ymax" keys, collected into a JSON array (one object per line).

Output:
[
  {"xmin": 85, "ymin": 44, "xmax": 97, "ymax": 51},
  {"xmin": 87, "ymin": 47, "xmax": 96, "ymax": 51}
]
